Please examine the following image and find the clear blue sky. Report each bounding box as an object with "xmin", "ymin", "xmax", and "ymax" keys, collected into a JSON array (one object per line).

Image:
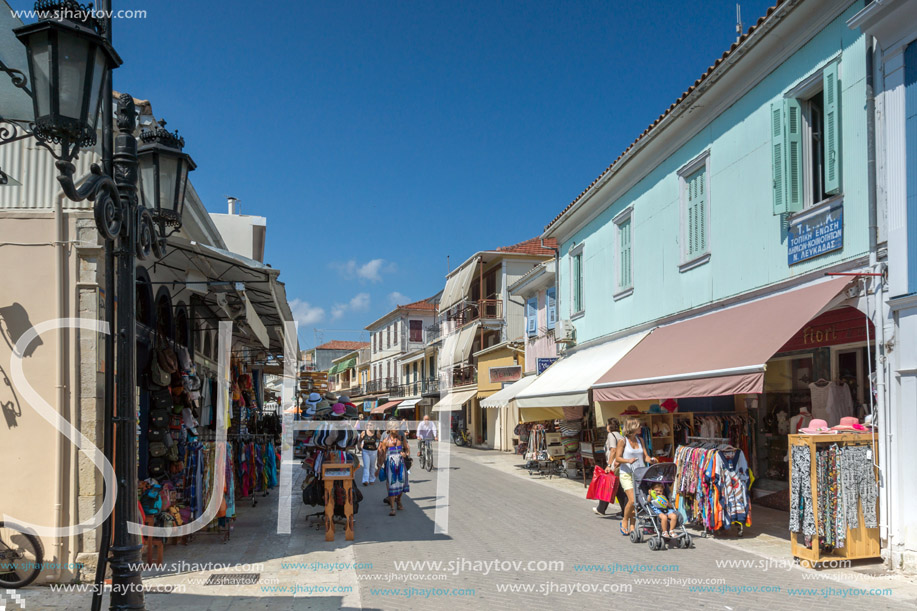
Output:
[{"xmin": 13, "ymin": 0, "xmax": 776, "ymax": 348}]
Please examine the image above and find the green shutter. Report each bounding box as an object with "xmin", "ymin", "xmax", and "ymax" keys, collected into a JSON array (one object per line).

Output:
[
  {"xmin": 823, "ymin": 60, "xmax": 841, "ymax": 195},
  {"xmin": 572, "ymin": 253, "xmax": 582, "ymax": 312},
  {"xmin": 784, "ymin": 97, "xmax": 804, "ymax": 213},
  {"xmin": 686, "ymin": 167, "xmax": 707, "ymax": 257},
  {"xmin": 771, "ymin": 103, "xmax": 786, "ymax": 215}
]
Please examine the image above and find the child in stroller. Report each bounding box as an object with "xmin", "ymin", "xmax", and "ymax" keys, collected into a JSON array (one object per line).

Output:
[{"xmin": 629, "ymin": 463, "xmax": 693, "ymax": 550}]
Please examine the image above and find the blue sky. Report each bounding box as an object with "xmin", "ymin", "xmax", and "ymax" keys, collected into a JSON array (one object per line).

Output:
[{"xmin": 12, "ymin": 0, "xmax": 776, "ymax": 347}]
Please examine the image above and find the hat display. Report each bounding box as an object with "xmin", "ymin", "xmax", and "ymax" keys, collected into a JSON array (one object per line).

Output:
[
  {"xmin": 338, "ymin": 395, "xmax": 351, "ymax": 404},
  {"xmin": 313, "ymin": 400, "xmax": 332, "ymax": 416},
  {"xmin": 332, "ymin": 403, "xmax": 346, "ymax": 416},
  {"xmin": 832, "ymin": 416, "xmax": 868, "ymax": 432},
  {"xmin": 308, "ymin": 392, "xmax": 322, "ymax": 403},
  {"xmin": 621, "ymin": 406, "xmax": 642, "ymax": 415},
  {"xmin": 799, "ymin": 418, "xmax": 836, "ymax": 434},
  {"xmin": 324, "ymin": 392, "xmax": 338, "ymax": 403},
  {"xmin": 343, "ymin": 402, "xmax": 359, "ymax": 419},
  {"xmin": 648, "ymin": 404, "xmax": 665, "ymax": 414}
]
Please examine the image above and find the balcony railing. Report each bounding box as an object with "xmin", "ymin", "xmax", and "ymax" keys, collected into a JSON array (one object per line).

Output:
[
  {"xmin": 439, "ymin": 365, "xmax": 476, "ymax": 390},
  {"xmin": 365, "ymin": 378, "xmax": 397, "ymax": 394},
  {"xmin": 442, "ymin": 299, "xmax": 503, "ymax": 328}
]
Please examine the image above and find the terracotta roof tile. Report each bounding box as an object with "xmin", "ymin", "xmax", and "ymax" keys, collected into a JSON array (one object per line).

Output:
[
  {"xmin": 544, "ymin": 0, "xmax": 785, "ymax": 233},
  {"xmin": 315, "ymin": 340, "xmax": 370, "ymax": 351},
  {"xmin": 398, "ymin": 299, "xmax": 438, "ymax": 312},
  {"xmin": 495, "ymin": 236, "xmax": 558, "ymax": 257}
]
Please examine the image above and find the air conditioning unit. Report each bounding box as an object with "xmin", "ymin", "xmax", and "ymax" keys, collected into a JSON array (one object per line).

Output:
[{"xmin": 554, "ymin": 320, "xmax": 576, "ymax": 344}]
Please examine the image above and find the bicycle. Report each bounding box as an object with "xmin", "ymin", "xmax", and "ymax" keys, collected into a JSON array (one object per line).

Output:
[
  {"xmin": 0, "ymin": 521, "xmax": 44, "ymax": 589},
  {"xmin": 452, "ymin": 428, "xmax": 471, "ymax": 447},
  {"xmin": 418, "ymin": 438, "xmax": 434, "ymax": 471}
]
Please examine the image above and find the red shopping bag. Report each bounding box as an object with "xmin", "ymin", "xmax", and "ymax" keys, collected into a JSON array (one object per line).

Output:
[{"xmin": 586, "ymin": 466, "xmax": 617, "ymax": 502}]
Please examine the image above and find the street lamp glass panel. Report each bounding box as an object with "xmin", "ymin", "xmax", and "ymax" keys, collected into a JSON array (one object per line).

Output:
[
  {"xmin": 29, "ymin": 30, "xmax": 51, "ymax": 121},
  {"xmin": 158, "ymin": 155, "xmax": 177, "ymax": 213},
  {"xmin": 57, "ymin": 32, "xmax": 91, "ymax": 122},
  {"xmin": 139, "ymin": 152, "xmax": 157, "ymax": 211},
  {"xmin": 86, "ymin": 46, "xmax": 106, "ymax": 131}
]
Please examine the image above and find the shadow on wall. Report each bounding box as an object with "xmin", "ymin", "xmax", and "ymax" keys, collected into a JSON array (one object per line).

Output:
[{"xmin": 0, "ymin": 302, "xmax": 43, "ymax": 428}]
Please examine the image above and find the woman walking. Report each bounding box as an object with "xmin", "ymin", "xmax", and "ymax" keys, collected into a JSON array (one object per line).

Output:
[
  {"xmin": 615, "ymin": 417, "xmax": 656, "ymax": 535},
  {"xmin": 378, "ymin": 422, "xmax": 410, "ymax": 516},
  {"xmin": 359, "ymin": 423, "xmax": 379, "ymax": 486}
]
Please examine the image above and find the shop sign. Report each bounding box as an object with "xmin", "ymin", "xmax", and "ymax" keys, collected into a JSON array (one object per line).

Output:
[
  {"xmin": 363, "ymin": 400, "xmax": 376, "ymax": 413},
  {"xmin": 779, "ymin": 306, "xmax": 874, "ymax": 352},
  {"xmin": 788, "ymin": 201, "xmax": 843, "ymax": 265},
  {"xmin": 489, "ymin": 366, "xmax": 522, "ymax": 384},
  {"xmin": 537, "ymin": 357, "xmax": 558, "ymax": 374}
]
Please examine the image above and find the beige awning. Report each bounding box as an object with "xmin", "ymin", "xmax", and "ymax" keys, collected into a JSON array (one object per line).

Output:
[
  {"xmin": 440, "ymin": 257, "xmax": 479, "ymax": 311},
  {"xmin": 481, "ymin": 374, "xmax": 538, "ymax": 408},
  {"xmin": 431, "ymin": 388, "xmax": 477, "ymax": 412},
  {"xmin": 520, "ymin": 407, "xmax": 564, "ymax": 422},
  {"xmin": 453, "ymin": 324, "xmax": 480, "ymax": 364}
]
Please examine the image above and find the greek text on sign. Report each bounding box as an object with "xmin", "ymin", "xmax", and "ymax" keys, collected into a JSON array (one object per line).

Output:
[
  {"xmin": 788, "ymin": 201, "xmax": 843, "ymax": 265},
  {"xmin": 489, "ymin": 366, "xmax": 522, "ymax": 384}
]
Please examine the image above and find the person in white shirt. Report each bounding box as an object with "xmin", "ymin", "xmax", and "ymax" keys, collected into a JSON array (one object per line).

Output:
[{"xmin": 416, "ymin": 415, "xmax": 438, "ymax": 442}]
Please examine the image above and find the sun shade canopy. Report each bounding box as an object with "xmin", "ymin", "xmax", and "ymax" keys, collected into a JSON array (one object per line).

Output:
[
  {"xmin": 481, "ymin": 375, "xmax": 538, "ymax": 408},
  {"xmin": 397, "ymin": 398, "xmax": 422, "ymax": 410},
  {"xmin": 371, "ymin": 400, "xmax": 402, "ymax": 414},
  {"xmin": 514, "ymin": 331, "xmax": 650, "ymax": 408},
  {"xmin": 592, "ymin": 278, "xmax": 851, "ymax": 401},
  {"xmin": 439, "ymin": 257, "xmax": 480, "ymax": 311},
  {"xmin": 431, "ymin": 388, "xmax": 477, "ymax": 412}
]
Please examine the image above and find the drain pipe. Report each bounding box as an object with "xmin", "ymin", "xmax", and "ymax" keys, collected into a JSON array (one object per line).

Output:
[
  {"xmin": 50, "ymin": 190, "xmax": 68, "ymax": 584},
  {"xmin": 864, "ymin": 36, "xmax": 893, "ymax": 564}
]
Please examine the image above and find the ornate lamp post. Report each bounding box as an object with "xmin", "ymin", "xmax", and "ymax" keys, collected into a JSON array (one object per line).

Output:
[{"xmin": 2, "ymin": 2, "xmax": 194, "ymax": 608}]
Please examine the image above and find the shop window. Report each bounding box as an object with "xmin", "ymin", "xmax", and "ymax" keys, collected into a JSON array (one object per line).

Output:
[{"xmin": 772, "ymin": 58, "xmax": 841, "ymax": 215}]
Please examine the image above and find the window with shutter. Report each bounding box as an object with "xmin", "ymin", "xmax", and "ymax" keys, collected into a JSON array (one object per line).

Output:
[
  {"xmin": 617, "ymin": 216, "xmax": 633, "ymax": 291},
  {"xmin": 526, "ymin": 297, "xmax": 537, "ymax": 337},
  {"xmin": 546, "ymin": 287, "xmax": 557, "ymax": 330},
  {"xmin": 571, "ymin": 249, "xmax": 584, "ymax": 314},
  {"xmin": 684, "ymin": 166, "xmax": 708, "ymax": 258},
  {"xmin": 784, "ymin": 97, "xmax": 804, "ymax": 213}
]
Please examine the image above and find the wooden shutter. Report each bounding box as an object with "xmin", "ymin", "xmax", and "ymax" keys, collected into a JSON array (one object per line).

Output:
[
  {"xmin": 546, "ymin": 287, "xmax": 557, "ymax": 330},
  {"xmin": 526, "ymin": 297, "xmax": 537, "ymax": 336},
  {"xmin": 823, "ymin": 60, "xmax": 841, "ymax": 195},
  {"xmin": 619, "ymin": 219, "xmax": 632, "ymax": 289},
  {"xmin": 771, "ymin": 102, "xmax": 786, "ymax": 214},
  {"xmin": 572, "ymin": 253, "xmax": 582, "ymax": 312},
  {"xmin": 784, "ymin": 97, "xmax": 804, "ymax": 213},
  {"xmin": 685, "ymin": 167, "xmax": 707, "ymax": 257}
]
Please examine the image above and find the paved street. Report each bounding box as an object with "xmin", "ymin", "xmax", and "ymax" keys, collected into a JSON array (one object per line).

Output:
[{"xmin": 13, "ymin": 445, "xmax": 917, "ymax": 610}]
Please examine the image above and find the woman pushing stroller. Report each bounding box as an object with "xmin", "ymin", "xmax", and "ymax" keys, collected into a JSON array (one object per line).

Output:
[{"xmin": 615, "ymin": 417, "xmax": 657, "ymax": 536}]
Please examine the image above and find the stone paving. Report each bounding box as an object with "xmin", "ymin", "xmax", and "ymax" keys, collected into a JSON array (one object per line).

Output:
[{"xmin": 10, "ymin": 444, "xmax": 917, "ymax": 610}]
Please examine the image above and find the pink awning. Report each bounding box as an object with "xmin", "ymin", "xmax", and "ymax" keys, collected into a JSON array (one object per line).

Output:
[
  {"xmin": 592, "ymin": 278, "xmax": 851, "ymax": 401},
  {"xmin": 372, "ymin": 400, "xmax": 402, "ymax": 414}
]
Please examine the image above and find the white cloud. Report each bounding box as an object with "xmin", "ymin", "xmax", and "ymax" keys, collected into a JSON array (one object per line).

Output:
[
  {"xmin": 388, "ymin": 291, "xmax": 410, "ymax": 306},
  {"xmin": 332, "ymin": 258, "xmax": 396, "ymax": 283},
  {"xmin": 331, "ymin": 292, "xmax": 371, "ymax": 321},
  {"xmin": 288, "ymin": 298, "xmax": 325, "ymax": 327}
]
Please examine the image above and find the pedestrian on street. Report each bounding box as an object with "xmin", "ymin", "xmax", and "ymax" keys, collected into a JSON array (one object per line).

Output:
[
  {"xmin": 593, "ymin": 420, "xmax": 628, "ymax": 517},
  {"xmin": 399, "ymin": 417, "xmax": 409, "ymax": 439},
  {"xmin": 355, "ymin": 413, "xmax": 366, "ymax": 431},
  {"xmin": 416, "ymin": 414, "xmax": 438, "ymax": 459},
  {"xmin": 378, "ymin": 422, "xmax": 410, "ymax": 516},
  {"xmin": 615, "ymin": 416, "xmax": 656, "ymax": 535},
  {"xmin": 359, "ymin": 423, "xmax": 379, "ymax": 486}
]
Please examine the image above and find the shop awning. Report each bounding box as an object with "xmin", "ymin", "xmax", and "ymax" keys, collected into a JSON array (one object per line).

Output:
[
  {"xmin": 431, "ymin": 388, "xmax": 477, "ymax": 412},
  {"xmin": 328, "ymin": 357, "xmax": 356, "ymax": 376},
  {"xmin": 397, "ymin": 398, "xmax": 422, "ymax": 410},
  {"xmin": 514, "ymin": 331, "xmax": 650, "ymax": 408},
  {"xmin": 481, "ymin": 375, "xmax": 538, "ymax": 408},
  {"xmin": 440, "ymin": 257, "xmax": 480, "ymax": 311},
  {"xmin": 592, "ymin": 277, "xmax": 852, "ymax": 401},
  {"xmin": 453, "ymin": 324, "xmax": 479, "ymax": 363},
  {"xmin": 371, "ymin": 400, "xmax": 402, "ymax": 414},
  {"xmin": 520, "ymin": 407, "xmax": 564, "ymax": 423}
]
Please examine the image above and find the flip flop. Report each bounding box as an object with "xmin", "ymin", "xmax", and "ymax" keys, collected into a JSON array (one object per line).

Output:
[{"xmin": 620, "ymin": 524, "xmax": 628, "ymax": 536}]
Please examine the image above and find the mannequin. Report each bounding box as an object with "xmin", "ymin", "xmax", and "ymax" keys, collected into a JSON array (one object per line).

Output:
[{"xmin": 789, "ymin": 406, "xmax": 812, "ymax": 434}]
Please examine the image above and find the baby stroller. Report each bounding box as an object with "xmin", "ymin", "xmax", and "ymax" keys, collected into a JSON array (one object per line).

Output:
[{"xmin": 628, "ymin": 463, "xmax": 693, "ymax": 550}]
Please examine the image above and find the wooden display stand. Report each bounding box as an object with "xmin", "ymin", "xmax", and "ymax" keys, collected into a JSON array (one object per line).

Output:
[
  {"xmin": 321, "ymin": 463, "xmax": 355, "ymax": 541},
  {"xmin": 788, "ymin": 433, "xmax": 880, "ymax": 566}
]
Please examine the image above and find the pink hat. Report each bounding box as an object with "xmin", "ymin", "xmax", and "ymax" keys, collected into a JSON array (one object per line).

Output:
[
  {"xmin": 832, "ymin": 416, "xmax": 867, "ymax": 432},
  {"xmin": 799, "ymin": 419, "xmax": 836, "ymax": 434},
  {"xmin": 332, "ymin": 402, "xmax": 346, "ymax": 415}
]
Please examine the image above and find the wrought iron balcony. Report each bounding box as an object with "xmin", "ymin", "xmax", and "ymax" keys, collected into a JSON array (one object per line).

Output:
[{"xmin": 441, "ymin": 299, "xmax": 503, "ymax": 328}]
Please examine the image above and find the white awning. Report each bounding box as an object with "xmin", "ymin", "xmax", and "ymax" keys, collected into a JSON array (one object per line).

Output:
[
  {"xmin": 431, "ymin": 388, "xmax": 477, "ymax": 412},
  {"xmin": 397, "ymin": 398, "xmax": 422, "ymax": 410},
  {"xmin": 440, "ymin": 257, "xmax": 479, "ymax": 311},
  {"xmin": 399, "ymin": 352, "xmax": 425, "ymax": 366},
  {"xmin": 453, "ymin": 324, "xmax": 480, "ymax": 364},
  {"xmin": 481, "ymin": 375, "xmax": 538, "ymax": 408},
  {"xmin": 515, "ymin": 330, "xmax": 650, "ymax": 408},
  {"xmin": 439, "ymin": 331, "xmax": 460, "ymax": 368}
]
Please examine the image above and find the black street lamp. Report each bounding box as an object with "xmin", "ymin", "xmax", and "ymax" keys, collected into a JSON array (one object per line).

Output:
[{"xmin": 1, "ymin": 2, "xmax": 193, "ymax": 609}]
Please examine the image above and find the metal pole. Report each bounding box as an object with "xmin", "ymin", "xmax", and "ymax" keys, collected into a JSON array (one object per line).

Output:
[
  {"xmin": 108, "ymin": 92, "xmax": 145, "ymax": 610},
  {"xmin": 91, "ymin": 0, "xmax": 115, "ymax": 607}
]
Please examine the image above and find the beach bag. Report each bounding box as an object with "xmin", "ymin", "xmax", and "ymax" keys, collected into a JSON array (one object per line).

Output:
[
  {"xmin": 148, "ymin": 457, "xmax": 166, "ymax": 478},
  {"xmin": 149, "ymin": 442, "xmax": 168, "ymax": 458},
  {"xmin": 150, "ymin": 408, "xmax": 169, "ymax": 429},
  {"xmin": 140, "ymin": 485, "xmax": 162, "ymax": 516}
]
